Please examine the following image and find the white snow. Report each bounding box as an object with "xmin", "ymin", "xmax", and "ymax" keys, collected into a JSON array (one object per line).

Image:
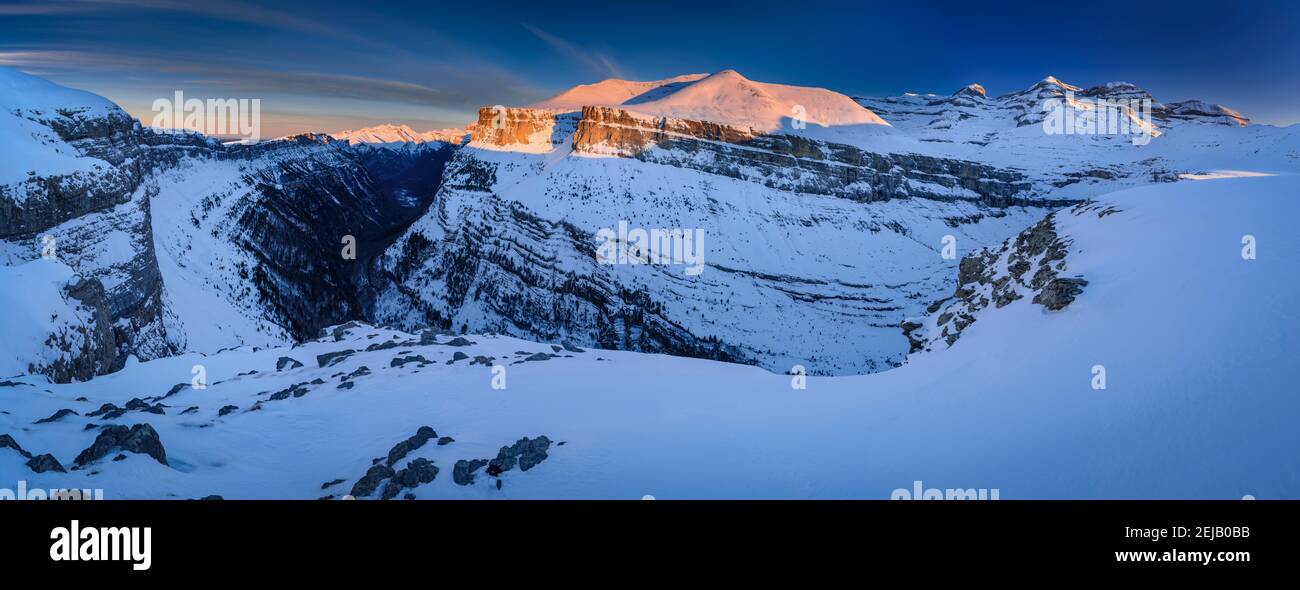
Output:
[
  {"xmin": 331, "ymin": 123, "xmax": 465, "ymax": 145},
  {"xmin": 3, "ymin": 174, "xmax": 1297, "ymax": 499},
  {"xmin": 0, "ymin": 260, "xmax": 81, "ymax": 378}
]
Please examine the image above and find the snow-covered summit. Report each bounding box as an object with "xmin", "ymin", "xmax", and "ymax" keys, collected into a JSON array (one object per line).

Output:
[
  {"xmin": 532, "ymin": 69, "xmax": 895, "ymax": 145},
  {"xmin": 532, "ymin": 73, "xmax": 709, "ymax": 110},
  {"xmin": 0, "ymin": 66, "xmax": 122, "ymax": 119}
]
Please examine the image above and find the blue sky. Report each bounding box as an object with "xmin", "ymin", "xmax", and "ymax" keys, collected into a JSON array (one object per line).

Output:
[{"xmin": 3, "ymin": 0, "xmax": 1298, "ymax": 136}]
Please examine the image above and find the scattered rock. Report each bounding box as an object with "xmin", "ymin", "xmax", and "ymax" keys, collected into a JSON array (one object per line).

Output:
[
  {"xmin": 218, "ymin": 405, "xmax": 239, "ymax": 417},
  {"xmin": 452, "ymin": 459, "xmax": 488, "ymax": 485},
  {"xmin": 83, "ymin": 424, "xmax": 99, "ymax": 431},
  {"xmin": 160, "ymin": 382, "xmax": 189, "ymax": 399},
  {"xmin": 26, "ymin": 454, "xmax": 66, "ymax": 473},
  {"xmin": 560, "ymin": 341, "xmax": 586, "ymax": 353},
  {"xmin": 321, "ymin": 478, "xmax": 345, "ymax": 489},
  {"xmin": 381, "ymin": 458, "xmax": 439, "ymax": 499},
  {"xmin": 73, "ymin": 424, "xmax": 168, "ymax": 467},
  {"xmin": 0, "ymin": 434, "xmax": 32, "ymax": 458},
  {"xmin": 444, "ymin": 337, "xmax": 474, "ymax": 347},
  {"xmin": 34, "ymin": 408, "xmax": 80, "ymax": 424},
  {"xmin": 446, "ymin": 351, "xmax": 469, "ymax": 364},
  {"xmin": 316, "ymin": 349, "xmax": 356, "ymax": 368},
  {"xmin": 486, "ymin": 436, "xmax": 553, "ymax": 476},
  {"xmin": 390, "ymin": 355, "xmax": 431, "ymax": 368},
  {"xmin": 180, "ymin": 406, "xmax": 199, "ymax": 415},
  {"xmin": 437, "ymin": 436, "xmax": 454, "ymax": 446},
  {"xmin": 276, "ymin": 356, "xmax": 304, "ymax": 371},
  {"xmin": 337, "ymin": 381, "xmax": 355, "ymax": 390},
  {"xmin": 349, "ymin": 464, "xmax": 395, "ymax": 497},
  {"xmin": 86, "ymin": 403, "xmax": 121, "ymax": 418},
  {"xmin": 387, "ymin": 426, "xmax": 437, "ymax": 466}
]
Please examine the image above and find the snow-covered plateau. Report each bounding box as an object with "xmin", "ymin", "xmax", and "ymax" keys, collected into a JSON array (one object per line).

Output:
[{"xmin": 1, "ymin": 66, "xmax": 1297, "ymax": 499}]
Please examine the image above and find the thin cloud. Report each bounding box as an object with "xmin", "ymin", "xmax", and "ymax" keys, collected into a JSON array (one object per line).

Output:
[{"xmin": 522, "ymin": 22, "xmax": 624, "ymax": 79}]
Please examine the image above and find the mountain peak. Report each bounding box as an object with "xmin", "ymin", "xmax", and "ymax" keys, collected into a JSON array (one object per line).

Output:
[{"xmin": 954, "ymin": 83, "xmax": 986, "ymax": 98}]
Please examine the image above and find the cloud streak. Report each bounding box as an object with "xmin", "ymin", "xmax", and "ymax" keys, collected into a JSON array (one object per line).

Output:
[{"xmin": 522, "ymin": 22, "xmax": 624, "ymax": 80}]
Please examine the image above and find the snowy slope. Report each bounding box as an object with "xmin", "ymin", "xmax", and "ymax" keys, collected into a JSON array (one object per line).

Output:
[
  {"xmin": 0, "ymin": 66, "xmax": 122, "ymax": 191},
  {"xmin": 2, "ymin": 173, "xmax": 1296, "ymax": 499}
]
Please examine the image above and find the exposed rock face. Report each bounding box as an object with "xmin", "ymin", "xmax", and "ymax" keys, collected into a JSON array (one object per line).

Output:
[
  {"xmin": 373, "ymin": 105, "xmax": 1064, "ymax": 374},
  {"xmin": 465, "ymin": 106, "xmax": 576, "ymax": 151},
  {"xmin": 569, "ymin": 106, "xmax": 1048, "ymax": 207},
  {"xmin": 902, "ymin": 204, "xmax": 1098, "ymax": 354}
]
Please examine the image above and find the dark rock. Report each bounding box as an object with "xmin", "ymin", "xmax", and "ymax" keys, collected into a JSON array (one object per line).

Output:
[
  {"xmin": 321, "ymin": 478, "xmax": 345, "ymax": 489},
  {"xmin": 0, "ymin": 434, "xmax": 32, "ymax": 458},
  {"xmin": 437, "ymin": 436, "xmax": 454, "ymax": 446},
  {"xmin": 1033, "ymin": 277, "xmax": 1088, "ymax": 311},
  {"xmin": 276, "ymin": 356, "xmax": 304, "ymax": 371},
  {"xmin": 446, "ymin": 351, "xmax": 469, "ymax": 364},
  {"xmin": 390, "ymin": 354, "xmax": 430, "ymax": 368},
  {"xmin": 73, "ymin": 423, "xmax": 167, "ymax": 466},
  {"xmin": 444, "ymin": 337, "xmax": 474, "ymax": 347},
  {"xmin": 26, "ymin": 454, "xmax": 67, "ymax": 473},
  {"xmin": 34, "ymin": 408, "xmax": 80, "ymax": 424},
  {"xmin": 452, "ymin": 459, "xmax": 489, "ymax": 485},
  {"xmin": 381, "ymin": 458, "xmax": 439, "ymax": 499},
  {"xmin": 180, "ymin": 406, "xmax": 199, "ymax": 415},
  {"xmin": 75, "ymin": 396, "xmax": 89, "ymax": 402},
  {"xmin": 349, "ymin": 464, "xmax": 395, "ymax": 497},
  {"xmin": 198, "ymin": 495, "xmax": 224, "ymax": 501},
  {"xmin": 316, "ymin": 349, "xmax": 356, "ymax": 368},
  {"xmin": 218, "ymin": 405, "xmax": 239, "ymax": 417},
  {"xmin": 86, "ymin": 403, "xmax": 121, "ymax": 417},
  {"xmin": 486, "ymin": 435, "xmax": 553, "ymax": 476},
  {"xmin": 160, "ymin": 383, "xmax": 189, "ymax": 399},
  {"xmin": 386, "ymin": 426, "xmax": 437, "ymax": 466},
  {"xmin": 560, "ymin": 341, "xmax": 585, "ymax": 353},
  {"xmin": 112, "ymin": 454, "xmax": 126, "ymax": 462},
  {"xmin": 337, "ymin": 381, "xmax": 355, "ymax": 390},
  {"xmin": 83, "ymin": 423, "xmax": 99, "ymax": 431}
]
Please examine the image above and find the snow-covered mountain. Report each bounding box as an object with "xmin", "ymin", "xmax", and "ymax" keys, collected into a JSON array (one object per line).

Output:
[
  {"xmin": 1, "ymin": 64, "xmax": 1298, "ymax": 499},
  {"xmin": 332, "ymin": 123, "xmax": 466, "ymax": 145},
  {"xmin": 367, "ymin": 70, "xmax": 1297, "ymax": 374}
]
